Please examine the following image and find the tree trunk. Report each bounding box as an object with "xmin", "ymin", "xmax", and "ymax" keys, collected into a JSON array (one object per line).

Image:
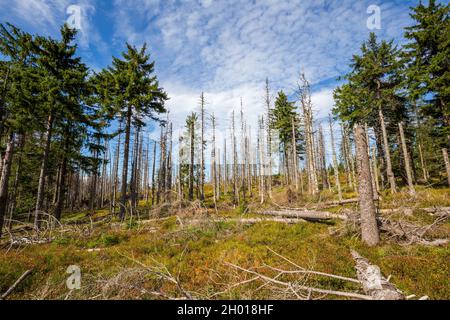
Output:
[
  {"xmin": 200, "ymin": 94, "xmax": 205, "ymax": 201},
  {"xmin": 443, "ymin": 148, "xmax": 450, "ymax": 187},
  {"xmin": 379, "ymin": 107, "xmax": 396, "ymax": 194},
  {"xmin": 151, "ymin": 141, "xmax": 157, "ymax": 206},
  {"xmin": 119, "ymin": 105, "xmax": 132, "ymax": 220},
  {"xmin": 34, "ymin": 113, "xmax": 54, "ymax": 229},
  {"xmin": 354, "ymin": 124, "xmax": 380, "ymax": 247},
  {"xmin": 0, "ymin": 133, "xmax": 14, "ymax": 238},
  {"xmin": 351, "ymin": 250, "xmax": 404, "ymax": 300},
  {"xmin": 398, "ymin": 122, "xmax": 415, "ymax": 195},
  {"xmin": 329, "ymin": 115, "xmax": 342, "ymax": 201},
  {"xmin": 189, "ymin": 120, "xmax": 195, "ymax": 201}
]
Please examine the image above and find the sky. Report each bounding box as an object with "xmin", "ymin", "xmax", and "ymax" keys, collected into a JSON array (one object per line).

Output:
[{"xmin": 0, "ymin": 0, "xmax": 426, "ymax": 166}]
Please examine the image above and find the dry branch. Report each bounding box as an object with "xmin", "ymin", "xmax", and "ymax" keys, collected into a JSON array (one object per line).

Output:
[{"xmin": 1, "ymin": 269, "xmax": 33, "ymax": 300}]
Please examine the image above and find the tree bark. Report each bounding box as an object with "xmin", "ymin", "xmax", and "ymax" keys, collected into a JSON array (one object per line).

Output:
[
  {"xmin": 379, "ymin": 107, "xmax": 396, "ymax": 194},
  {"xmin": 354, "ymin": 124, "xmax": 380, "ymax": 246},
  {"xmin": 200, "ymin": 94, "xmax": 205, "ymax": 201},
  {"xmin": 189, "ymin": 119, "xmax": 195, "ymax": 201},
  {"xmin": 351, "ymin": 250, "xmax": 404, "ymax": 300},
  {"xmin": 329, "ymin": 115, "xmax": 342, "ymax": 201},
  {"xmin": 398, "ymin": 122, "xmax": 415, "ymax": 195},
  {"xmin": 443, "ymin": 148, "xmax": 450, "ymax": 187},
  {"xmin": 119, "ymin": 105, "xmax": 132, "ymax": 220},
  {"xmin": 0, "ymin": 133, "xmax": 14, "ymax": 238}
]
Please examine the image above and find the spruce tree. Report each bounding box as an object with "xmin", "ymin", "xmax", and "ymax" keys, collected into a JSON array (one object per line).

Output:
[{"xmin": 96, "ymin": 44, "xmax": 168, "ymax": 220}]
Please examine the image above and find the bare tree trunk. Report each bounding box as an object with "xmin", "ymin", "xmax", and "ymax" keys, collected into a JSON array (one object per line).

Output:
[
  {"xmin": 365, "ymin": 124, "xmax": 378, "ymax": 200},
  {"xmin": 341, "ymin": 123, "xmax": 353, "ymax": 189},
  {"xmin": 291, "ymin": 117, "xmax": 299, "ymax": 191},
  {"xmin": 240, "ymin": 100, "xmax": 246, "ymax": 201},
  {"xmin": 318, "ymin": 126, "xmax": 329, "ymax": 190},
  {"xmin": 379, "ymin": 107, "xmax": 396, "ymax": 194},
  {"xmin": 300, "ymin": 75, "xmax": 319, "ymax": 195},
  {"xmin": 212, "ymin": 114, "xmax": 218, "ymax": 204},
  {"xmin": 166, "ymin": 123, "xmax": 173, "ymax": 203},
  {"xmin": 329, "ymin": 115, "xmax": 342, "ymax": 201},
  {"xmin": 7, "ymin": 135, "xmax": 23, "ymax": 230},
  {"xmin": 151, "ymin": 141, "xmax": 157, "ymax": 206},
  {"xmin": 354, "ymin": 124, "xmax": 380, "ymax": 247},
  {"xmin": 372, "ymin": 147, "xmax": 380, "ymax": 194},
  {"xmin": 258, "ymin": 117, "xmax": 265, "ymax": 204},
  {"xmin": 398, "ymin": 122, "xmax": 415, "ymax": 195},
  {"xmin": 35, "ymin": 113, "xmax": 54, "ymax": 229},
  {"xmin": 418, "ymin": 143, "xmax": 429, "ymax": 182},
  {"xmin": 0, "ymin": 133, "xmax": 14, "ymax": 238},
  {"xmin": 189, "ymin": 120, "xmax": 195, "ymax": 201},
  {"xmin": 200, "ymin": 93, "xmax": 205, "ymax": 201},
  {"xmin": 112, "ymin": 125, "xmax": 121, "ymax": 215},
  {"xmin": 54, "ymin": 152, "xmax": 68, "ymax": 221},
  {"xmin": 443, "ymin": 148, "xmax": 450, "ymax": 187},
  {"xmin": 232, "ymin": 111, "xmax": 239, "ymax": 204},
  {"xmin": 119, "ymin": 105, "xmax": 132, "ymax": 220},
  {"xmin": 265, "ymin": 79, "xmax": 273, "ymax": 199}
]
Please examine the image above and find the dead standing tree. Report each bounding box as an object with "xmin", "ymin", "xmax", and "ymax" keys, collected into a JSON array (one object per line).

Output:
[
  {"xmin": 354, "ymin": 124, "xmax": 380, "ymax": 246},
  {"xmin": 298, "ymin": 74, "xmax": 318, "ymax": 195},
  {"xmin": 329, "ymin": 115, "xmax": 343, "ymax": 201}
]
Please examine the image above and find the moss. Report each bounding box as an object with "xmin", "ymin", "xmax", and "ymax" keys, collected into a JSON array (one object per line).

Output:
[{"xmin": 1, "ymin": 188, "xmax": 449, "ymax": 300}]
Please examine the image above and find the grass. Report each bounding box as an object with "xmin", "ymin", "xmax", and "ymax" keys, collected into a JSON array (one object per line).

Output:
[{"xmin": 0, "ymin": 187, "xmax": 449, "ymax": 300}]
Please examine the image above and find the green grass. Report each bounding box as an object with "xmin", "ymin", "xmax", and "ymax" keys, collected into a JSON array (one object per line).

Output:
[{"xmin": 0, "ymin": 187, "xmax": 449, "ymax": 300}]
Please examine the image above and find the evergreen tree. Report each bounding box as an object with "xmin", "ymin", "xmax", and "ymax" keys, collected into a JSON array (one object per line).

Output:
[
  {"xmin": 404, "ymin": 0, "xmax": 450, "ymax": 143},
  {"xmin": 95, "ymin": 44, "xmax": 168, "ymax": 220},
  {"xmin": 271, "ymin": 91, "xmax": 302, "ymax": 156},
  {"xmin": 334, "ymin": 32, "xmax": 406, "ymax": 193}
]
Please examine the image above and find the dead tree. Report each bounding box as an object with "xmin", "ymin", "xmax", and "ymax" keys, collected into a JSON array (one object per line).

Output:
[
  {"xmin": 0, "ymin": 134, "xmax": 14, "ymax": 238},
  {"xmin": 232, "ymin": 111, "xmax": 239, "ymax": 204},
  {"xmin": 258, "ymin": 117, "xmax": 265, "ymax": 203},
  {"xmin": 318, "ymin": 125, "xmax": 329, "ymax": 190},
  {"xmin": 354, "ymin": 124, "xmax": 380, "ymax": 246},
  {"xmin": 211, "ymin": 114, "xmax": 218, "ymax": 202},
  {"xmin": 329, "ymin": 115, "xmax": 342, "ymax": 201},
  {"xmin": 199, "ymin": 93, "xmax": 206, "ymax": 201},
  {"xmin": 265, "ymin": 78, "xmax": 273, "ymax": 199},
  {"xmin": 443, "ymin": 148, "xmax": 450, "ymax": 187},
  {"xmin": 240, "ymin": 99, "xmax": 246, "ymax": 201},
  {"xmin": 398, "ymin": 122, "xmax": 415, "ymax": 195},
  {"xmin": 178, "ymin": 134, "xmax": 184, "ymax": 202},
  {"xmin": 291, "ymin": 117, "xmax": 299, "ymax": 191},
  {"xmin": 299, "ymin": 74, "xmax": 318, "ymax": 195},
  {"xmin": 351, "ymin": 251, "xmax": 404, "ymax": 300},
  {"xmin": 378, "ymin": 107, "xmax": 396, "ymax": 194},
  {"xmin": 112, "ymin": 124, "xmax": 122, "ymax": 214},
  {"xmin": 341, "ymin": 123, "xmax": 353, "ymax": 189},
  {"xmin": 151, "ymin": 141, "xmax": 157, "ymax": 206}
]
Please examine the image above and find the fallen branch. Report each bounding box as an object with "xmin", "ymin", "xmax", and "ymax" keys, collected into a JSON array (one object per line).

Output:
[
  {"xmin": 225, "ymin": 262, "xmax": 372, "ymax": 300},
  {"xmin": 1, "ymin": 269, "xmax": 33, "ymax": 300}
]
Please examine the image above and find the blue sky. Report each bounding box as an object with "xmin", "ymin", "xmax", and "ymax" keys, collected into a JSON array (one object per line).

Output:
[{"xmin": 0, "ymin": 0, "xmax": 426, "ymax": 163}]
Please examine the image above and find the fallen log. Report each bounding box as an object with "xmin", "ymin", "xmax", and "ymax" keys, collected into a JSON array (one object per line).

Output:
[
  {"xmin": 259, "ymin": 210, "xmax": 348, "ymax": 221},
  {"xmin": 187, "ymin": 218, "xmax": 306, "ymax": 225},
  {"xmin": 351, "ymin": 251, "xmax": 404, "ymax": 300}
]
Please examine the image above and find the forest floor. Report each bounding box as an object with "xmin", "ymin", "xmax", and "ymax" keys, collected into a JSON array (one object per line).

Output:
[{"xmin": 0, "ymin": 185, "xmax": 449, "ymax": 300}]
